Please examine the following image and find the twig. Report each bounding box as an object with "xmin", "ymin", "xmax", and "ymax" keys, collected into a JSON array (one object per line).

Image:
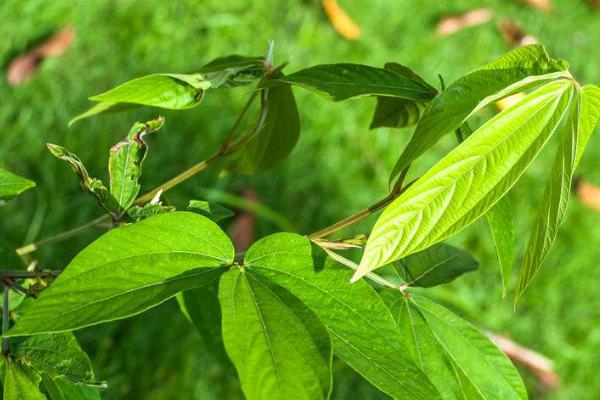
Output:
[{"xmin": 2, "ymin": 285, "xmax": 9, "ymax": 354}]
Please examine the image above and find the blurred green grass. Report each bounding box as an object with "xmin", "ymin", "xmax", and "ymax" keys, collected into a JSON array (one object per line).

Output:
[{"xmin": 2, "ymin": 0, "xmax": 600, "ymax": 398}]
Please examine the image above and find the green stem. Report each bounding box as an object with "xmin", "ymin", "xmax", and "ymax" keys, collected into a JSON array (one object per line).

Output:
[
  {"xmin": 2, "ymin": 285, "xmax": 9, "ymax": 354},
  {"xmin": 0, "ymin": 270, "xmax": 61, "ymax": 279}
]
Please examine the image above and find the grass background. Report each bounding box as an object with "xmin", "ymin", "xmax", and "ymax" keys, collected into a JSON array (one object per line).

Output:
[{"xmin": 2, "ymin": 0, "xmax": 600, "ymax": 398}]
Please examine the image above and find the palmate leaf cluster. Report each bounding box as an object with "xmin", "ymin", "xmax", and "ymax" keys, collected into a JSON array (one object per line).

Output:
[{"xmin": 1, "ymin": 44, "xmax": 599, "ymax": 399}]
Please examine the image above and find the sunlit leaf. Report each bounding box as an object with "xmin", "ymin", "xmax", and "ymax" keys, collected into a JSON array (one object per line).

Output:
[
  {"xmin": 219, "ymin": 267, "xmax": 332, "ymax": 400},
  {"xmin": 6, "ymin": 212, "xmax": 233, "ymax": 336},
  {"xmin": 485, "ymin": 197, "xmax": 516, "ymax": 296},
  {"xmin": 4, "ymin": 361, "xmax": 45, "ymax": 400},
  {"xmin": 0, "ymin": 168, "xmax": 35, "ymax": 201},
  {"xmin": 390, "ymin": 45, "xmax": 569, "ymax": 184},
  {"xmin": 357, "ymin": 80, "xmax": 575, "ymax": 280},
  {"xmin": 248, "ymin": 233, "xmax": 440, "ymax": 399}
]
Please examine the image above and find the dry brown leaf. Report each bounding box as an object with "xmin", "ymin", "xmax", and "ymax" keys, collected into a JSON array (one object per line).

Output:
[
  {"xmin": 575, "ymin": 179, "xmax": 600, "ymax": 212},
  {"xmin": 520, "ymin": 0, "xmax": 553, "ymax": 13},
  {"xmin": 322, "ymin": 0, "xmax": 361, "ymax": 40},
  {"xmin": 498, "ymin": 20, "xmax": 538, "ymax": 47},
  {"xmin": 7, "ymin": 26, "xmax": 75, "ymax": 86},
  {"xmin": 436, "ymin": 8, "xmax": 493, "ymax": 37}
]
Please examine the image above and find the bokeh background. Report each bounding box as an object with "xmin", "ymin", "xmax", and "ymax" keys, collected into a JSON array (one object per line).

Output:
[{"xmin": 2, "ymin": 0, "xmax": 600, "ymax": 398}]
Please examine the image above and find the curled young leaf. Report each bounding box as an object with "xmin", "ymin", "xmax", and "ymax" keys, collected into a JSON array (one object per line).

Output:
[{"xmin": 356, "ymin": 79, "xmax": 575, "ymax": 281}]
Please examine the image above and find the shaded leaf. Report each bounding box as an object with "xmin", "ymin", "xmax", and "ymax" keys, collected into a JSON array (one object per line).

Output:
[
  {"xmin": 485, "ymin": 197, "xmax": 516, "ymax": 296},
  {"xmin": 248, "ymin": 233, "xmax": 440, "ymax": 399},
  {"xmin": 196, "ymin": 55, "xmax": 265, "ymax": 88},
  {"xmin": 390, "ymin": 45, "xmax": 570, "ymax": 184},
  {"xmin": 42, "ymin": 376, "xmax": 101, "ymax": 400},
  {"xmin": 219, "ymin": 268, "xmax": 332, "ymax": 400},
  {"xmin": 6, "ymin": 212, "xmax": 233, "ymax": 336},
  {"xmin": 236, "ymin": 79, "xmax": 301, "ymax": 173},
  {"xmin": 357, "ymin": 80, "xmax": 575, "ymax": 280},
  {"xmin": 188, "ymin": 200, "xmax": 234, "ymax": 222},
  {"xmin": 12, "ymin": 333, "xmax": 98, "ymax": 385},
  {"xmin": 4, "ymin": 361, "xmax": 46, "ymax": 400},
  {"xmin": 109, "ymin": 117, "xmax": 164, "ymax": 210},
  {"xmin": 0, "ymin": 168, "xmax": 35, "ymax": 200},
  {"xmin": 125, "ymin": 203, "xmax": 175, "ymax": 221},
  {"xmin": 393, "ymin": 243, "xmax": 478, "ymax": 287},
  {"xmin": 277, "ymin": 63, "xmax": 436, "ymax": 102}
]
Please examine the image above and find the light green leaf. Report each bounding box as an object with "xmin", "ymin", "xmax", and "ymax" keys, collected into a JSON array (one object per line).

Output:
[
  {"xmin": 12, "ymin": 333, "xmax": 98, "ymax": 385},
  {"xmin": 410, "ymin": 295, "xmax": 527, "ymax": 399},
  {"xmin": 248, "ymin": 233, "xmax": 440, "ymax": 399},
  {"xmin": 236, "ymin": 80, "xmax": 301, "ymax": 173},
  {"xmin": 485, "ymin": 197, "xmax": 516, "ymax": 296},
  {"xmin": 109, "ymin": 117, "xmax": 164, "ymax": 210},
  {"xmin": 515, "ymin": 88, "xmax": 586, "ymax": 302},
  {"xmin": 574, "ymin": 85, "xmax": 600, "ymax": 166},
  {"xmin": 390, "ymin": 45, "xmax": 570, "ymax": 184},
  {"xmin": 188, "ymin": 200, "xmax": 234, "ymax": 222},
  {"xmin": 47, "ymin": 144, "xmax": 121, "ymax": 216},
  {"xmin": 356, "ymin": 80, "xmax": 575, "ymax": 280},
  {"xmin": 42, "ymin": 376, "xmax": 101, "ymax": 400},
  {"xmin": 0, "ymin": 168, "xmax": 35, "ymax": 201},
  {"xmin": 219, "ymin": 267, "xmax": 332, "ymax": 400},
  {"xmin": 68, "ymin": 102, "xmax": 137, "ymax": 127},
  {"xmin": 393, "ymin": 243, "xmax": 478, "ymax": 288},
  {"xmin": 4, "ymin": 361, "xmax": 46, "ymax": 400},
  {"xmin": 277, "ymin": 63, "xmax": 436, "ymax": 102},
  {"xmin": 6, "ymin": 212, "xmax": 233, "ymax": 336},
  {"xmin": 370, "ymin": 63, "xmax": 435, "ymax": 129}
]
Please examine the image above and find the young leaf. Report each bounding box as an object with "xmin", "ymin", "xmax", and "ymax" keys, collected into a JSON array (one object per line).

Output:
[
  {"xmin": 188, "ymin": 200, "xmax": 234, "ymax": 222},
  {"xmin": 390, "ymin": 45, "xmax": 570, "ymax": 184},
  {"xmin": 219, "ymin": 268, "xmax": 332, "ymax": 400},
  {"xmin": 485, "ymin": 197, "xmax": 516, "ymax": 296},
  {"xmin": 109, "ymin": 117, "xmax": 164, "ymax": 210},
  {"xmin": 47, "ymin": 144, "xmax": 121, "ymax": 216},
  {"xmin": 393, "ymin": 293, "xmax": 527, "ymax": 399},
  {"xmin": 277, "ymin": 63, "xmax": 437, "ymax": 102},
  {"xmin": 235, "ymin": 80, "xmax": 301, "ymax": 173},
  {"xmin": 11, "ymin": 333, "xmax": 98, "ymax": 385},
  {"xmin": 370, "ymin": 63, "xmax": 435, "ymax": 129},
  {"xmin": 68, "ymin": 102, "xmax": 137, "ymax": 127},
  {"xmin": 4, "ymin": 361, "xmax": 46, "ymax": 400},
  {"xmin": 5, "ymin": 212, "xmax": 233, "ymax": 336},
  {"xmin": 393, "ymin": 243, "xmax": 478, "ymax": 287},
  {"xmin": 248, "ymin": 233, "xmax": 440, "ymax": 399},
  {"xmin": 125, "ymin": 203, "xmax": 175, "ymax": 221},
  {"xmin": 0, "ymin": 168, "xmax": 35, "ymax": 200},
  {"xmin": 356, "ymin": 80, "xmax": 575, "ymax": 281},
  {"xmin": 42, "ymin": 376, "xmax": 101, "ymax": 400},
  {"xmin": 515, "ymin": 86, "xmax": 600, "ymax": 302}
]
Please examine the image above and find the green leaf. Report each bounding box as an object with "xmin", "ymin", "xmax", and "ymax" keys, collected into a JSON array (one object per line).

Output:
[
  {"xmin": 248, "ymin": 233, "xmax": 440, "ymax": 399},
  {"xmin": 370, "ymin": 63, "xmax": 435, "ymax": 129},
  {"xmin": 393, "ymin": 243, "xmax": 478, "ymax": 288},
  {"xmin": 6, "ymin": 212, "xmax": 233, "ymax": 336},
  {"xmin": 109, "ymin": 117, "xmax": 164, "ymax": 210},
  {"xmin": 410, "ymin": 294, "xmax": 527, "ymax": 399},
  {"xmin": 196, "ymin": 55, "xmax": 265, "ymax": 88},
  {"xmin": 356, "ymin": 80, "xmax": 575, "ymax": 280},
  {"xmin": 42, "ymin": 376, "xmax": 101, "ymax": 400},
  {"xmin": 4, "ymin": 361, "xmax": 46, "ymax": 400},
  {"xmin": 277, "ymin": 63, "xmax": 437, "ymax": 102},
  {"xmin": 125, "ymin": 203, "xmax": 175, "ymax": 221},
  {"xmin": 188, "ymin": 200, "xmax": 234, "ymax": 222},
  {"xmin": 47, "ymin": 144, "xmax": 121, "ymax": 216},
  {"xmin": 68, "ymin": 102, "xmax": 138, "ymax": 127},
  {"xmin": 485, "ymin": 197, "xmax": 516, "ymax": 296},
  {"xmin": 390, "ymin": 45, "xmax": 570, "ymax": 184},
  {"xmin": 11, "ymin": 333, "xmax": 98, "ymax": 385},
  {"xmin": 219, "ymin": 268, "xmax": 332, "ymax": 400},
  {"xmin": 235, "ymin": 80, "xmax": 301, "ymax": 173},
  {"xmin": 515, "ymin": 87, "xmax": 590, "ymax": 302},
  {"xmin": 574, "ymin": 85, "xmax": 600, "ymax": 166},
  {"xmin": 0, "ymin": 168, "xmax": 35, "ymax": 201}
]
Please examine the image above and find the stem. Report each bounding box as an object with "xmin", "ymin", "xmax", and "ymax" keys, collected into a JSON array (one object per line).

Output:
[
  {"xmin": 0, "ymin": 270, "xmax": 61, "ymax": 279},
  {"xmin": 2, "ymin": 285, "xmax": 9, "ymax": 354}
]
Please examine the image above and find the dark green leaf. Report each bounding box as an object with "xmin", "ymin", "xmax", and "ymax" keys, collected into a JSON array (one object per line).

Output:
[
  {"xmin": 390, "ymin": 45, "xmax": 570, "ymax": 184},
  {"xmin": 357, "ymin": 80, "xmax": 575, "ymax": 280},
  {"xmin": 125, "ymin": 203, "xmax": 175, "ymax": 221},
  {"xmin": 47, "ymin": 144, "xmax": 121, "ymax": 216},
  {"xmin": 42, "ymin": 376, "xmax": 101, "ymax": 400},
  {"xmin": 277, "ymin": 63, "xmax": 436, "ymax": 102},
  {"xmin": 219, "ymin": 268, "xmax": 332, "ymax": 400},
  {"xmin": 196, "ymin": 55, "xmax": 265, "ymax": 88},
  {"xmin": 109, "ymin": 117, "xmax": 164, "ymax": 210},
  {"xmin": 393, "ymin": 243, "xmax": 478, "ymax": 287},
  {"xmin": 248, "ymin": 233, "xmax": 440, "ymax": 399},
  {"xmin": 236, "ymin": 80, "xmax": 301, "ymax": 173},
  {"xmin": 12, "ymin": 333, "xmax": 99, "ymax": 385},
  {"xmin": 4, "ymin": 360, "xmax": 46, "ymax": 400},
  {"xmin": 6, "ymin": 212, "xmax": 234, "ymax": 336},
  {"xmin": 0, "ymin": 168, "xmax": 35, "ymax": 201},
  {"xmin": 485, "ymin": 197, "xmax": 516, "ymax": 296},
  {"xmin": 188, "ymin": 200, "xmax": 234, "ymax": 222}
]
